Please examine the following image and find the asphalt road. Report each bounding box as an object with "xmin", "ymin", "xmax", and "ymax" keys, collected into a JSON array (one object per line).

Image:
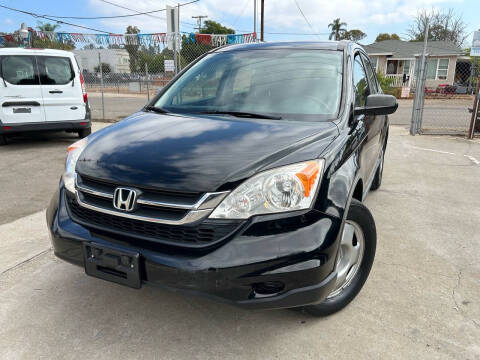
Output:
[
  {"xmin": 1, "ymin": 125, "xmax": 479, "ymax": 359},
  {"xmin": 87, "ymin": 93, "xmax": 474, "ymax": 133}
]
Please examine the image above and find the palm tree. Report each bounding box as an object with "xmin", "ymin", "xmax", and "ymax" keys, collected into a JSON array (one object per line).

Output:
[
  {"xmin": 36, "ymin": 21, "xmax": 60, "ymax": 32},
  {"xmin": 328, "ymin": 18, "xmax": 347, "ymax": 40}
]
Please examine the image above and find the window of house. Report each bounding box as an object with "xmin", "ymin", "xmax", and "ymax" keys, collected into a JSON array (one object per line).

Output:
[
  {"xmin": 437, "ymin": 59, "xmax": 449, "ymax": 80},
  {"xmin": 403, "ymin": 60, "xmax": 411, "ymax": 74},
  {"xmin": 426, "ymin": 58, "xmax": 449, "ymax": 80},
  {"xmin": 386, "ymin": 61, "xmax": 397, "ymax": 74}
]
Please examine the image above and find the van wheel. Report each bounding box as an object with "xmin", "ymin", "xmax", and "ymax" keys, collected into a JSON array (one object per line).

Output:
[
  {"xmin": 304, "ymin": 199, "xmax": 376, "ymax": 317},
  {"xmin": 78, "ymin": 127, "xmax": 91, "ymax": 139},
  {"xmin": 0, "ymin": 135, "xmax": 7, "ymax": 146}
]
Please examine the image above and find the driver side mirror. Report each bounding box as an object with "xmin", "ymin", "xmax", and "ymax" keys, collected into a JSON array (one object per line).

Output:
[{"xmin": 355, "ymin": 94, "xmax": 398, "ymax": 116}]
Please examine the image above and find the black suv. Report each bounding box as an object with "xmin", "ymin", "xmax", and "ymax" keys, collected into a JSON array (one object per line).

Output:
[{"xmin": 47, "ymin": 41, "xmax": 397, "ymax": 316}]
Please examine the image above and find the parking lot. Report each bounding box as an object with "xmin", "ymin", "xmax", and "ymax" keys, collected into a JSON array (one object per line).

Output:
[{"xmin": 1, "ymin": 123, "xmax": 479, "ymax": 359}]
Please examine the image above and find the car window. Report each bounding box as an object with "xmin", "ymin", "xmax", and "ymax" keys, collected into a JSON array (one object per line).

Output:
[
  {"xmin": 172, "ymin": 66, "xmax": 225, "ymax": 106},
  {"xmin": 0, "ymin": 55, "xmax": 39, "ymax": 85},
  {"xmin": 353, "ymin": 55, "xmax": 370, "ymax": 107},
  {"xmin": 156, "ymin": 50, "xmax": 343, "ymax": 121},
  {"xmin": 361, "ymin": 54, "xmax": 378, "ymax": 93},
  {"xmin": 38, "ymin": 56, "xmax": 74, "ymax": 85}
]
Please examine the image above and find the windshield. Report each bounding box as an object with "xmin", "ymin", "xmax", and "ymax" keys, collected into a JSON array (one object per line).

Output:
[{"xmin": 154, "ymin": 49, "xmax": 343, "ymax": 121}]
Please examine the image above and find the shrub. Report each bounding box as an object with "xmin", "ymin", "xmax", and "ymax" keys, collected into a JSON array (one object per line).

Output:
[{"xmin": 376, "ymin": 72, "xmax": 394, "ymax": 92}]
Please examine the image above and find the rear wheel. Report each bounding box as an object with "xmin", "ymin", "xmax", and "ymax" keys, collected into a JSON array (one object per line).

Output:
[
  {"xmin": 78, "ymin": 127, "xmax": 91, "ymax": 139},
  {"xmin": 0, "ymin": 134, "xmax": 7, "ymax": 146},
  {"xmin": 305, "ymin": 199, "xmax": 376, "ymax": 316}
]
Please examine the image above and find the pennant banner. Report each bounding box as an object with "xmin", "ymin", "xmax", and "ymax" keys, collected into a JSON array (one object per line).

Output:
[{"xmin": 0, "ymin": 30, "xmax": 257, "ymax": 47}]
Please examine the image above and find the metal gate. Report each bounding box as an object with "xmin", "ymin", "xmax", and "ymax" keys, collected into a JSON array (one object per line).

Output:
[{"xmin": 419, "ymin": 61, "xmax": 480, "ymax": 135}]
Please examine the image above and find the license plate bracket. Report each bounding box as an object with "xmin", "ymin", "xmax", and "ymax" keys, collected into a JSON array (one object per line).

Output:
[{"xmin": 83, "ymin": 243, "xmax": 141, "ymax": 289}]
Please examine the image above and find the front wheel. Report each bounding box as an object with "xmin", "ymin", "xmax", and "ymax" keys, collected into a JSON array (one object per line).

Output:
[
  {"xmin": 305, "ymin": 199, "xmax": 376, "ymax": 316},
  {"xmin": 78, "ymin": 127, "xmax": 91, "ymax": 139}
]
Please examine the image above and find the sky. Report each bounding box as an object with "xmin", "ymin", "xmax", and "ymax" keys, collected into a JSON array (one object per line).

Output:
[{"xmin": 0, "ymin": 0, "xmax": 479, "ymax": 47}]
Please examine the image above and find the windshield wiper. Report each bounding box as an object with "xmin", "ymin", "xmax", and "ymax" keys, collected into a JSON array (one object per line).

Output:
[
  {"xmin": 195, "ymin": 110, "xmax": 282, "ymax": 120},
  {"xmin": 144, "ymin": 105, "xmax": 169, "ymax": 114}
]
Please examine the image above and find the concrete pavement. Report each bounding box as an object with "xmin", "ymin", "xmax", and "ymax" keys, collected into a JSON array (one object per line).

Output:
[
  {"xmin": 0, "ymin": 125, "xmax": 479, "ymax": 359},
  {"xmin": 0, "ymin": 122, "xmax": 111, "ymax": 225}
]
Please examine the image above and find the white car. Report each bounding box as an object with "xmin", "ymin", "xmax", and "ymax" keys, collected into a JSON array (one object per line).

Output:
[{"xmin": 0, "ymin": 48, "xmax": 90, "ymax": 145}]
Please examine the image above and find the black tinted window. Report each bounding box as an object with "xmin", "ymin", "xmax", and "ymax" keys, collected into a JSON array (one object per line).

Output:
[
  {"xmin": 38, "ymin": 56, "xmax": 74, "ymax": 85},
  {"xmin": 1, "ymin": 56, "xmax": 39, "ymax": 85},
  {"xmin": 353, "ymin": 55, "xmax": 369, "ymax": 107},
  {"xmin": 361, "ymin": 54, "xmax": 378, "ymax": 93}
]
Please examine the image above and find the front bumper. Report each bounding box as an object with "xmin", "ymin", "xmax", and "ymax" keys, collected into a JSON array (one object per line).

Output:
[{"xmin": 47, "ymin": 184, "xmax": 342, "ymax": 310}]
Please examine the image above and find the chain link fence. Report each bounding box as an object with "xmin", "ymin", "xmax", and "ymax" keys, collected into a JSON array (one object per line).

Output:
[
  {"xmin": 417, "ymin": 59, "xmax": 480, "ymax": 135},
  {"xmin": 73, "ymin": 33, "xmax": 255, "ymax": 121}
]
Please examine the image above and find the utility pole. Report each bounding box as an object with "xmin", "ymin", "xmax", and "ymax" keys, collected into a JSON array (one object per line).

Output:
[
  {"xmin": 192, "ymin": 15, "xmax": 208, "ymax": 32},
  {"xmin": 260, "ymin": 0, "xmax": 264, "ymax": 41},
  {"xmin": 253, "ymin": 0, "xmax": 257, "ymax": 34},
  {"xmin": 177, "ymin": 3, "xmax": 181, "ymax": 72},
  {"xmin": 410, "ymin": 18, "xmax": 429, "ymax": 135}
]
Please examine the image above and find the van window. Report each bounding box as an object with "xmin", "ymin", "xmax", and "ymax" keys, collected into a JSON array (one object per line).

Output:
[
  {"xmin": 1, "ymin": 56, "xmax": 39, "ymax": 85},
  {"xmin": 38, "ymin": 56, "xmax": 74, "ymax": 85}
]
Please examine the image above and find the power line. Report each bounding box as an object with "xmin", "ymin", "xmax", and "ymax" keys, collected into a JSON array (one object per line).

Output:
[
  {"xmin": 292, "ymin": 0, "xmax": 321, "ymax": 40},
  {"xmin": 28, "ymin": 0, "xmax": 200, "ymax": 20},
  {"xmin": 231, "ymin": 0, "xmax": 249, "ymax": 28},
  {"xmin": 97, "ymin": 0, "xmax": 198, "ymax": 27},
  {"xmin": 97, "ymin": 0, "xmax": 162, "ymax": 19},
  {"xmin": 0, "ymin": 4, "xmax": 111, "ymax": 33}
]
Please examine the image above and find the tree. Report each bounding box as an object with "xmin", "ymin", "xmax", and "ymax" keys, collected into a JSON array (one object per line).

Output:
[
  {"xmin": 328, "ymin": 18, "xmax": 347, "ymax": 41},
  {"xmin": 125, "ymin": 26, "xmax": 141, "ymax": 73},
  {"xmin": 200, "ymin": 20, "xmax": 235, "ymax": 34},
  {"xmin": 339, "ymin": 29, "xmax": 367, "ymax": 42},
  {"xmin": 36, "ymin": 21, "xmax": 60, "ymax": 32},
  {"xmin": 375, "ymin": 33, "xmax": 400, "ymax": 42},
  {"xmin": 94, "ymin": 63, "xmax": 112, "ymax": 74},
  {"xmin": 407, "ymin": 8, "xmax": 467, "ymax": 46}
]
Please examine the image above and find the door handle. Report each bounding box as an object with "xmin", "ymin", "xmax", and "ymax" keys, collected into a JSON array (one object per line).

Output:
[{"xmin": 49, "ymin": 90, "xmax": 63, "ymax": 94}]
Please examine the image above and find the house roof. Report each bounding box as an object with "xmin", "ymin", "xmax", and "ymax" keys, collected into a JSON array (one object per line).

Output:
[{"xmin": 363, "ymin": 40, "xmax": 464, "ymax": 59}]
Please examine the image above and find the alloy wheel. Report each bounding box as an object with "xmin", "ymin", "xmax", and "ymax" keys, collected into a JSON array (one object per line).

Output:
[{"xmin": 327, "ymin": 220, "xmax": 365, "ymax": 298}]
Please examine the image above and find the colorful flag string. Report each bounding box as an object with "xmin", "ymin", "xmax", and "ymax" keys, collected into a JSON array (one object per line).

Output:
[{"xmin": 0, "ymin": 31, "xmax": 257, "ymax": 47}]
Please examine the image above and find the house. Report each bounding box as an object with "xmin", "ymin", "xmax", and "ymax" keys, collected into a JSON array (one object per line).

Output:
[
  {"xmin": 72, "ymin": 48, "xmax": 131, "ymax": 74},
  {"xmin": 363, "ymin": 40, "xmax": 469, "ymax": 88}
]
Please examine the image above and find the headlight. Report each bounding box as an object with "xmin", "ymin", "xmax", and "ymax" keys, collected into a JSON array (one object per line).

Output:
[
  {"xmin": 209, "ymin": 159, "xmax": 324, "ymax": 219},
  {"xmin": 63, "ymin": 138, "xmax": 88, "ymax": 193}
]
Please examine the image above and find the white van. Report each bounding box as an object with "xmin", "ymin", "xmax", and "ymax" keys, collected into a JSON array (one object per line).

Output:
[{"xmin": 0, "ymin": 48, "xmax": 90, "ymax": 145}]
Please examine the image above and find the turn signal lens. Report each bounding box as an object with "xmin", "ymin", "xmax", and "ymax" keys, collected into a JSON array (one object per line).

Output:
[{"xmin": 296, "ymin": 161, "xmax": 320, "ymax": 197}]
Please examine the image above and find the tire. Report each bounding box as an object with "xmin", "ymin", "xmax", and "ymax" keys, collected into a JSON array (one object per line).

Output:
[
  {"xmin": 370, "ymin": 147, "xmax": 385, "ymax": 191},
  {"xmin": 305, "ymin": 199, "xmax": 376, "ymax": 316},
  {"xmin": 78, "ymin": 127, "xmax": 91, "ymax": 139},
  {"xmin": 0, "ymin": 134, "xmax": 7, "ymax": 146}
]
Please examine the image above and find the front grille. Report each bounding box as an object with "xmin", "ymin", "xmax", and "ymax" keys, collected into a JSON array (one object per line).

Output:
[
  {"xmin": 67, "ymin": 194, "xmax": 241, "ymax": 247},
  {"xmin": 74, "ymin": 173, "xmax": 229, "ymax": 225},
  {"xmin": 80, "ymin": 175, "xmax": 201, "ymax": 204}
]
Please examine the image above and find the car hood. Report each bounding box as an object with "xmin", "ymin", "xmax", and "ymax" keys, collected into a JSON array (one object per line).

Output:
[{"xmin": 76, "ymin": 112, "xmax": 338, "ymax": 193}]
